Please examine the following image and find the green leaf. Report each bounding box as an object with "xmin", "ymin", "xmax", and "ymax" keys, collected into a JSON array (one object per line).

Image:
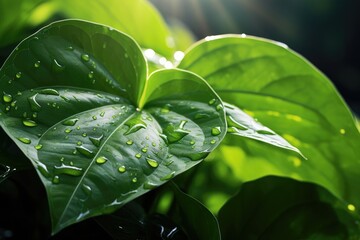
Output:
[
  {"xmin": 0, "ymin": 20, "xmax": 226, "ymax": 234},
  {"xmin": 179, "ymin": 35, "xmax": 360, "ymax": 208},
  {"xmin": 218, "ymin": 176, "xmax": 360, "ymax": 239},
  {"xmin": 171, "ymin": 182, "xmax": 221, "ymax": 240},
  {"xmin": 224, "ymin": 102, "xmax": 303, "ymax": 157}
]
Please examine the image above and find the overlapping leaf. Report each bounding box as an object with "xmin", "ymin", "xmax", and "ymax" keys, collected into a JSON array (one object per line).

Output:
[
  {"xmin": 0, "ymin": 20, "xmax": 226, "ymax": 233},
  {"xmin": 179, "ymin": 35, "xmax": 360, "ymax": 209},
  {"xmin": 218, "ymin": 176, "xmax": 360, "ymax": 239}
]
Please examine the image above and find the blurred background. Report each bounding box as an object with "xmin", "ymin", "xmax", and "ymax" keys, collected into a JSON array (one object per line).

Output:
[{"xmin": 150, "ymin": 0, "xmax": 360, "ymax": 115}]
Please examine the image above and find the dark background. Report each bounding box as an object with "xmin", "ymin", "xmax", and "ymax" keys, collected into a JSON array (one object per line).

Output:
[{"xmin": 150, "ymin": 0, "xmax": 360, "ymax": 115}]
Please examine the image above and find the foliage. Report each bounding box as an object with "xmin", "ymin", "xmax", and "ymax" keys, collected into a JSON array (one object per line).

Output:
[{"xmin": 0, "ymin": 1, "xmax": 359, "ymax": 239}]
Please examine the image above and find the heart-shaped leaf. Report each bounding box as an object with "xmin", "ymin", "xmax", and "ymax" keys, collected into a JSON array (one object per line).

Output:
[
  {"xmin": 179, "ymin": 35, "xmax": 360, "ymax": 208},
  {"xmin": 0, "ymin": 20, "xmax": 226, "ymax": 234}
]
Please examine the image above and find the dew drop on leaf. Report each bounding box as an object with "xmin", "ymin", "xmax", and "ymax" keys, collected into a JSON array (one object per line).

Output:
[
  {"xmin": 211, "ymin": 127, "xmax": 221, "ymax": 136},
  {"xmin": 208, "ymin": 98, "xmax": 216, "ymax": 105},
  {"xmin": 146, "ymin": 158, "xmax": 158, "ymax": 168},
  {"xmin": 340, "ymin": 128, "xmax": 346, "ymax": 135},
  {"xmin": 256, "ymin": 129, "xmax": 275, "ymax": 135},
  {"xmin": 118, "ymin": 166, "xmax": 126, "ymax": 173},
  {"xmin": 35, "ymin": 144, "xmax": 43, "ymax": 150},
  {"xmin": 76, "ymin": 146, "xmax": 94, "ymax": 158},
  {"xmin": 82, "ymin": 184, "xmax": 92, "ymax": 196},
  {"xmin": 64, "ymin": 128, "xmax": 72, "ymax": 133},
  {"xmin": 62, "ymin": 118, "xmax": 79, "ymax": 126},
  {"xmin": 54, "ymin": 163, "xmax": 83, "ymax": 176},
  {"xmin": 81, "ymin": 54, "xmax": 90, "ymax": 62},
  {"xmin": 143, "ymin": 181, "xmax": 158, "ymax": 190},
  {"xmin": 39, "ymin": 88, "xmax": 59, "ymax": 96},
  {"xmin": 226, "ymin": 115, "xmax": 248, "ymax": 130},
  {"xmin": 96, "ymin": 156, "xmax": 108, "ymax": 164},
  {"xmin": 135, "ymin": 153, "xmax": 142, "ymax": 159},
  {"xmin": 34, "ymin": 61, "xmax": 40, "ymax": 68},
  {"xmin": 89, "ymin": 135, "xmax": 103, "ymax": 147},
  {"xmin": 18, "ymin": 137, "xmax": 31, "ymax": 144},
  {"xmin": 141, "ymin": 147, "xmax": 148, "ymax": 153},
  {"xmin": 22, "ymin": 119, "xmax": 37, "ymax": 127},
  {"xmin": 126, "ymin": 140, "xmax": 133, "ymax": 145},
  {"xmin": 124, "ymin": 114, "xmax": 147, "ymax": 135},
  {"xmin": 210, "ymin": 139, "xmax": 216, "ymax": 144},
  {"xmin": 3, "ymin": 92, "xmax": 12, "ymax": 103},
  {"xmin": 28, "ymin": 94, "xmax": 41, "ymax": 111},
  {"xmin": 37, "ymin": 163, "xmax": 50, "ymax": 178},
  {"xmin": 52, "ymin": 59, "xmax": 64, "ymax": 72},
  {"xmin": 160, "ymin": 171, "xmax": 175, "ymax": 181},
  {"xmin": 88, "ymin": 71, "xmax": 94, "ymax": 79},
  {"xmin": 15, "ymin": 72, "xmax": 22, "ymax": 79},
  {"xmin": 132, "ymin": 177, "xmax": 138, "ymax": 183},
  {"xmin": 52, "ymin": 175, "xmax": 60, "ymax": 184}
]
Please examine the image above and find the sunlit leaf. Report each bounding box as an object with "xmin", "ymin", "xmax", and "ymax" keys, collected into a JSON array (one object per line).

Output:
[
  {"xmin": 179, "ymin": 35, "xmax": 360, "ymax": 209},
  {"xmin": 0, "ymin": 20, "xmax": 226, "ymax": 234}
]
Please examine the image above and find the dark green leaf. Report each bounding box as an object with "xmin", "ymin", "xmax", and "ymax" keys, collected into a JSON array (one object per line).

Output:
[
  {"xmin": 179, "ymin": 35, "xmax": 360, "ymax": 208},
  {"xmin": 0, "ymin": 20, "xmax": 226, "ymax": 234},
  {"xmin": 171, "ymin": 182, "xmax": 221, "ymax": 240},
  {"xmin": 218, "ymin": 176, "xmax": 360, "ymax": 240}
]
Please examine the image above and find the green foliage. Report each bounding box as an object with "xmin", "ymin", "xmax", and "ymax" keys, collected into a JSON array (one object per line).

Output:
[{"xmin": 0, "ymin": 1, "xmax": 359, "ymax": 239}]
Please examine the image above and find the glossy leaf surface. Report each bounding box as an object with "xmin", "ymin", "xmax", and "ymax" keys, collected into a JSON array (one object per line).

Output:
[
  {"xmin": 171, "ymin": 182, "xmax": 221, "ymax": 240},
  {"xmin": 179, "ymin": 35, "xmax": 360, "ymax": 208},
  {"xmin": 0, "ymin": 20, "xmax": 226, "ymax": 233},
  {"xmin": 218, "ymin": 176, "xmax": 360, "ymax": 239}
]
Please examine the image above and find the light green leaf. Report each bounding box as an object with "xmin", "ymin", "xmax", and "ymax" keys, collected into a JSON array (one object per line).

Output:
[
  {"xmin": 224, "ymin": 102, "xmax": 303, "ymax": 157},
  {"xmin": 179, "ymin": 35, "xmax": 360, "ymax": 208},
  {"xmin": 0, "ymin": 20, "xmax": 226, "ymax": 234},
  {"xmin": 171, "ymin": 182, "xmax": 221, "ymax": 240},
  {"xmin": 218, "ymin": 176, "xmax": 360, "ymax": 240}
]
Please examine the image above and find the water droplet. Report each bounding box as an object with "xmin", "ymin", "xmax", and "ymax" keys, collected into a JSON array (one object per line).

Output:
[
  {"xmin": 54, "ymin": 163, "xmax": 83, "ymax": 176},
  {"xmin": 3, "ymin": 92, "xmax": 12, "ymax": 103},
  {"xmin": 216, "ymin": 104, "xmax": 223, "ymax": 111},
  {"xmin": 15, "ymin": 72, "xmax": 22, "ymax": 79},
  {"xmin": 82, "ymin": 133, "xmax": 87, "ymax": 137},
  {"xmin": 160, "ymin": 171, "xmax": 175, "ymax": 181},
  {"xmin": 118, "ymin": 166, "xmax": 126, "ymax": 173},
  {"xmin": 187, "ymin": 151, "xmax": 209, "ymax": 161},
  {"xmin": 76, "ymin": 126, "xmax": 80, "ymax": 130},
  {"xmin": 76, "ymin": 146, "xmax": 94, "ymax": 158},
  {"xmin": 39, "ymin": 89, "xmax": 59, "ymax": 95},
  {"xmin": 152, "ymin": 142, "xmax": 156, "ymax": 147},
  {"xmin": 132, "ymin": 177, "xmax": 137, "ymax": 183},
  {"xmin": 226, "ymin": 115, "xmax": 248, "ymax": 130},
  {"xmin": 23, "ymin": 119, "xmax": 37, "ymax": 127},
  {"xmin": 143, "ymin": 181, "xmax": 158, "ymax": 190},
  {"xmin": 88, "ymin": 71, "xmax": 94, "ymax": 79},
  {"xmin": 81, "ymin": 54, "xmax": 90, "ymax": 62},
  {"xmin": 35, "ymin": 144, "xmax": 43, "ymax": 150},
  {"xmin": 348, "ymin": 204, "xmax": 356, "ymax": 211},
  {"xmin": 164, "ymin": 120, "xmax": 190, "ymax": 143},
  {"xmin": 256, "ymin": 129, "xmax": 275, "ymax": 135},
  {"xmin": 52, "ymin": 175, "xmax": 60, "ymax": 184},
  {"xmin": 159, "ymin": 133, "xmax": 168, "ymax": 144},
  {"xmin": 18, "ymin": 137, "xmax": 31, "ymax": 144},
  {"xmin": 161, "ymin": 105, "xmax": 170, "ymax": 113},
  {"xmin": 62, "ymin": 118, "xmax": 78, "ymax": 126},
  {"xmin": 92, "ymin": 115, "xmax": 97, "ymax": 120},
  {"xmin": 190, "ymin": 140, "xmax": 195, "ymax": 145},
  {"xmin": 146, "ymin": 158, "xmax": 158, "ymax": 168},
  {"xmin": 135, "ymin": 153, "xmax": 142, "ymax": 159},
  {"xmin": 124, "ymin": 53, "xmax": 129, "ymax": 58},
  {"xmin": 141, "ymin": 147, "xmax": 148, "ymax": 153},
  {"xmin": 126, "ymin": 140, "xmax": 133, "ymax": 145},
  {"xmin": 340, "ymin": 128, "xmax": 346, "ymax": 135},
  {"xmin": 195, "ymin": 113, "xmax": 209, "ymax": 119},
  {"xmin": 66, "ymin": 46, "xmax": 74, "ymax": 51},
  {"xmin": 77, "ymin": 141, "xmax": 82, "ymax": 146},
  {"xmin": 60, "ymin": 157, "xmax": 64, "ymax": 162},
  {"xmin": 210, "ymin": 139, "xmax": 216, "ymax": 144},
  {"xmin": 208, "ymin": 99, "xmax": 216, "ymax": 105},
  {"xmin": 82, "ymin": 184, "xmax": 92, "ymax": 196},
  {"xmin": 165, "ymin": 160, "xmax": 174, "ymax": 166},
  {"xmin": 28, "ymin": 94, "xmax": 41, "ymax": 111},
  {"xmin": 64, "ymin": 128, "xmax": 72, "ymax": 133},
  {"xmin": 89, "ymin": 135, "xmax": 103, "ymax": 147},
  {"xmin": 37, "ymin": 163, "xmax": 50, "ymax": 177},
  {"xmin": 124, "ymin": 114, "xmax": 147, "ymax": 135},
  {"xmin": 34, "ymin": 61, "xmax": 40, "ymax": 68},
  {"xmin": 211, "ymin": 127, "xmax": 221, "ymax": 136},
  {"xmin": 100, "ymin": 111, "xmax": 105, "ymax": 117},
  {"xmin": 52, "ymin": 59, "xmax": 64, "ymax": 72},
  {"xmin": 96, "ymin": 156, "xmax": 108, "ymax": 164}
]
